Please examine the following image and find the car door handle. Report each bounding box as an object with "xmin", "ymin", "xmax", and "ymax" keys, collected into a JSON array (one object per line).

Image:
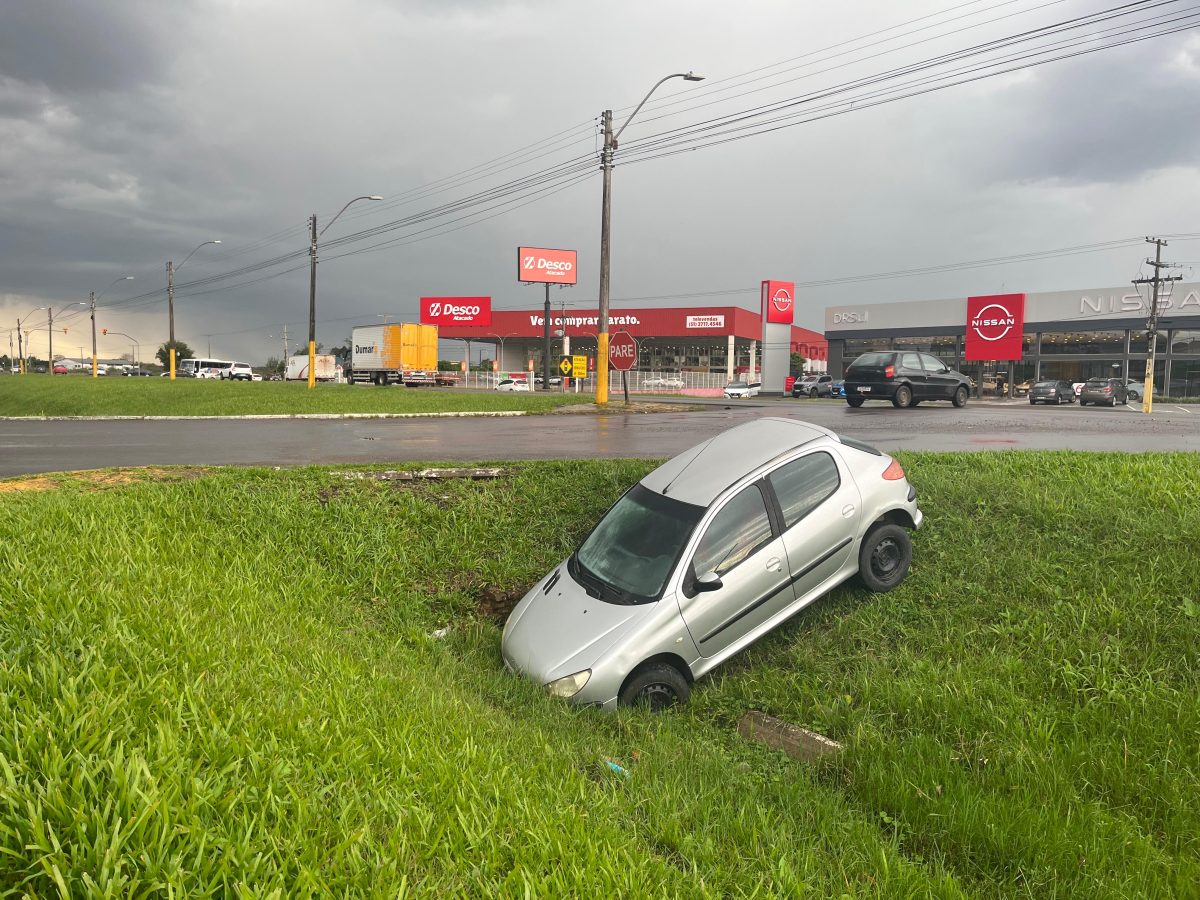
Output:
[
  {"xmin": 841, "ymin": 504, "xmax": 856, "ymax": 518},
  {"xmin": 766, "ymin": 557, "xmax": 782, "ymax": 573}
]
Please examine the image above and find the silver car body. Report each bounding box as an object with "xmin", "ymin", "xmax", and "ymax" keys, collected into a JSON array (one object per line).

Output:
[{"xmin": 502, "ymin": 417, "xmax": 922, "ymax": 709}]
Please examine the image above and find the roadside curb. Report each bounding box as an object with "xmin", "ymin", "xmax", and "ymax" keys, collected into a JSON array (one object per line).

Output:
[{"xmin": 0, "ymin": 411, "xmax": 529, "ymax": 422}]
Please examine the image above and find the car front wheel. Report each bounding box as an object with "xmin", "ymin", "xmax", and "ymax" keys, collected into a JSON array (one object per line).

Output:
[
  {"xmin": 952, "ymin": 385, "xmax": 968, "ymax": 408},
  {"xmin": 858, "ymin": 523, "xmax": 912, "ymax": 593},
  {"xmin": 619, "ymin": 664, "xmax": 691, "ymax": 711}
]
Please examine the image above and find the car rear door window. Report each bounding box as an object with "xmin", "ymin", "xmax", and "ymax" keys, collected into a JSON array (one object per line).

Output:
[
  {"xmin": 692, "ymin": 485, "xmax": 774, "ymax": 576},
  {"xmin": 919, "ymin": 354, "xmax": 948, "ymax": 373},
  {"xmin": 767, "ymin": 452, "xmax": 841, "ymax": 529},
  {"xmin": 900, "ymin": 353, "xmax": 923, "ymax": 372}
]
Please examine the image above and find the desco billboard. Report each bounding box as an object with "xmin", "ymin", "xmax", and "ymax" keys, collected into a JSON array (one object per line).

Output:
[
  {"xmin": 420, "ymin": 297, "xmax": 492, "ymax": 326},
  {"xmin": 518, "ymin": 247, "xmax": 577, "ymax": 285}
]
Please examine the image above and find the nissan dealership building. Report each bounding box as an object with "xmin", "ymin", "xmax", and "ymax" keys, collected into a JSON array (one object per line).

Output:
[{"xmin": 824, "ymin": 281, "xmax": 1200, "ymax": 396}]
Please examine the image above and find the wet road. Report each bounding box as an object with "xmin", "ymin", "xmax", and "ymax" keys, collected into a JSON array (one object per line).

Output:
[{"xmin": 2, "ymin": 397, "xmax": 1197, "ymax": 477}]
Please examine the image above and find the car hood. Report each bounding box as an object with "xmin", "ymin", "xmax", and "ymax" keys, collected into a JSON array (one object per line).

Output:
[{"xmin": 502, "ymin": 563, "xmax": 654, "ymax": 683}]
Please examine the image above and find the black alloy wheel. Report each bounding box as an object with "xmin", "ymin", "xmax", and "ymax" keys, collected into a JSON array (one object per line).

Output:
[{"xmin": 619, "ymin": 664, "xmax": 691, "ymax": 711}]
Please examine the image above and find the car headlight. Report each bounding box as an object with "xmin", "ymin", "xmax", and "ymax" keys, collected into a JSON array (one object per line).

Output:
[{"xmin": 545, "ymin": 669, "xmax": 591, "ymax": 699}]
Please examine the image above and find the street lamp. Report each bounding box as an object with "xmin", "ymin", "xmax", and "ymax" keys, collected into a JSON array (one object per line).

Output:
[
  {"xmin": 485, "ymin": 332, "xmax": 519, "ymax": 372},
  {"xmin": 15, "ymin": 306, "xmax": 46, "ymax": 374},
  {"xmin": 167, "ymin": 240, "xmax": 221, "ymax": 379},
  {"xmin": 90, "ymin": 276, "xmax": 134, "ymax": 378},
  {"xmin": 47, "ymin": 302, "xmax": 87, "ymax": 374},
  {"xmin": 595, "ymin": 71, "xmax": 704, "ymax": 405},
  {"xmin": 308, "ymin": 195, "xmax": 383, "ymax": 389}
]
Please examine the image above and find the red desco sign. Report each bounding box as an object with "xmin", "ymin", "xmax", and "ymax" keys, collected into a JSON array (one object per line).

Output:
[
  {"xmin": 763, "ymin": 280, "xmax": 795, "ymax": 325},
  {"xmin": 420, "ymin": 296, "xmax": 492, "ymax": 327},
  {"xmin": 518, "ymin": 247, "xmax": 577, "ymax": 285},
  {"xmin": 964, "ymin": 293, "xmax": 1025, "ymax": 361}
]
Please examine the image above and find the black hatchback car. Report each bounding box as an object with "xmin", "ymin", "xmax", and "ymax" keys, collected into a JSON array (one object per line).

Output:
[
  {"xmin": 1028, "ymin": 380, "xmax": 1076, "ymax": 405},
  {"xmin": 844, "ymin": 351, "xmax": 970, "ymax": 409}
]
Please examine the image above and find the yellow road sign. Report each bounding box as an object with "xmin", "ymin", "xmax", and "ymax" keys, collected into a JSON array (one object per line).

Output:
[
  {"xmin": 558, "ymin": 356, "xmax": 573, "ymax": 376},
  {"xmin": 572, "ymin": 355, "xmax": 587, "ymax": 379}
]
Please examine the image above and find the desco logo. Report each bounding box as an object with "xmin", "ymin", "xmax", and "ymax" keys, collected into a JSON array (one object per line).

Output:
[
  {"xmin": 523, "ymin": 255, "xmax": 574, "ymax": 274},
  {"xmin": 430, "ymin": 302, "xmax": 481, "ymax": 318},
  {"xmin": 970, "ymin": 304, "xmax": 1016, "ymax": 341}
]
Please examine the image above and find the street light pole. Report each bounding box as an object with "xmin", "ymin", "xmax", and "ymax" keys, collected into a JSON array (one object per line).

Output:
[
  {"xmin": 308, "ymin": 195, "xmax": 383, "ymax": 389},
  {"xmin": 595, "ymin": 71, "xmax": 703, "ymax": 405},
  {"xmin": 47, "ymin": 303, "xmax": 86, "ymax": 374},
  {"xmin": 102, "ymin": 330, "xmax": 140, "ymax": 370},
  {"xmin": 168, "ymin": 240, "xmax": 221, "ymax": 380}
]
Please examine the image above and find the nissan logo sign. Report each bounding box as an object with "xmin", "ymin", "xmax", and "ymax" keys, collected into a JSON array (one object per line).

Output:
[
  {"xmin": 771, "ymin": 288, "xmax": 793, "ymax": 314},
  {"xmin": 970, "ymin": 303, "xmax": 1016, "ymax": 341}
]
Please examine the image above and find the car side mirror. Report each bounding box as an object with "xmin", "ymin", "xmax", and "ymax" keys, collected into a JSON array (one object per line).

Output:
[{"xmin": 694, "ymin": 571, "xmax": 723, "ymax": 593}]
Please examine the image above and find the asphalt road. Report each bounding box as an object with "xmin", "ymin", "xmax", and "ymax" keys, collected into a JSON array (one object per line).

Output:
[{"xmin": 1, "ymin": 397, "xmax": 1197, "ymax": 477}]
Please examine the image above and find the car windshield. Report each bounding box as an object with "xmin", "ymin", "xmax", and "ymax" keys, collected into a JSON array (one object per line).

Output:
[
  {"xmin": 572, "ymin": 484, "xmax": 704, "ymax": 605},
  {"xmin": 728, "ymin": 381, "xmax": 748, "ymax": 388},
  {"xmin": 801, "ymin": 376, "xmax": 817, "ymax": 382}
]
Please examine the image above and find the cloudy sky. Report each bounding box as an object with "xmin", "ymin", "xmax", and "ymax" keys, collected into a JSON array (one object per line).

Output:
[{"xmin": 2, "ymin": 0, "xmax": 1199, "ymax": 364}]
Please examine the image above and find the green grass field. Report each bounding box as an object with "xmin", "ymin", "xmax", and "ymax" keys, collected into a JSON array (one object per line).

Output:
[
  {"xmin": 0, "ymin": 377, "xmax": 591, "ymax": 417},
  {"xmin": 0, "ymin": 454, "xmax": 1196, "ymax": 896}
]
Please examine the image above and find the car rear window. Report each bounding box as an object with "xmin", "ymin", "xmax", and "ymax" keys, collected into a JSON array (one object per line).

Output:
[
  {"xmin": 849, "ymin": 352, "xmax": 893, "ymax": 367},
  {"xmin": 837, "ymin": 435, "xmax": 882, "ymax": 456}
]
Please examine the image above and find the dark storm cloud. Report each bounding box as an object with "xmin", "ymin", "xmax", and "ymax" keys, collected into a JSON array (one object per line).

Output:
[
  {"xmin": 0, "ymin": 0, "xmax": 184, "ymax": 94},
  {"xmin": 939, "ymin": 37, "xmax": 1200, "ymax": 184}
]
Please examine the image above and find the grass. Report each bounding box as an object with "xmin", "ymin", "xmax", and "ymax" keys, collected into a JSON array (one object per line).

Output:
[
  {"xmin": 0, "ymin": 377, "xmax": 592, "ymax": 417},
  {"xmin": 0, "ymin": 454, "xmax": 1196, "ymax": 896}
]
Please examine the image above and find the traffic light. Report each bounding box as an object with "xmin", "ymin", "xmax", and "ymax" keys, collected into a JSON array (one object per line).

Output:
[{"xmin": 102, "ymin": 328, "xmax": 107, "ymax": 335}]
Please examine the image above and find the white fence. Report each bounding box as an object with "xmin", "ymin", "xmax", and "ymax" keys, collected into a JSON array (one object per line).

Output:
[{"xmin": 454, "ymin": 370, "xmax": 749, "ymax": 395}]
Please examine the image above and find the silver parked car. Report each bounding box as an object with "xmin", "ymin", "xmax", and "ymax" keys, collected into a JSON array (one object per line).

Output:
[{"xmin": 501, "ymin": 418, "xmax": 923, "ymax": 710}]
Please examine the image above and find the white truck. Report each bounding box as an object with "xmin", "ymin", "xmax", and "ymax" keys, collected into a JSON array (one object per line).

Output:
[
  {"xmin": 285, "ymin": 355, "xmax": 340, "ymax": 382},
  {"xmin": 348, "ymin": 323, "xmax": 439, "ymax": 386}
]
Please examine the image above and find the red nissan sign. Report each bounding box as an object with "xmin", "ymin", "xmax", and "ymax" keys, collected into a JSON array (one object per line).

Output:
[
  {"xmin": 420, "ymin": 296, "xmax": 492, "ymax": 327},
  {"xmin": 518, "ymin": 247, "xmax": 577, "ymax": 285},
  {"xmin": 965, "ymin": 293, "xmax": 1025, "ymax": 361},
  {"xmin": 608, "ymin": 331, "xmax": 637, "ymax": 371},
  {"xmin": 763, "ymin": 280, "xmax": 795, "ymax": 325}
]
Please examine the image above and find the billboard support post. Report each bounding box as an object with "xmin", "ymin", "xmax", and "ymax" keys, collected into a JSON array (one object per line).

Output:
[{"xmin": 543, "ymin": 283, "xmax": 551, "ymax": 391}]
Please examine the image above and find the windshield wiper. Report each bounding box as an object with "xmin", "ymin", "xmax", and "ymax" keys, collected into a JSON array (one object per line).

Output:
[{"xmin": 571, "ymin": 554, "xmax": 636, "ymax": 604}]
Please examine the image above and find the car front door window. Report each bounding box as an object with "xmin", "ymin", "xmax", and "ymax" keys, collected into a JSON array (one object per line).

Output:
[
  {"xmin": 692, "ymin": 485, "xmax": 774, "ymax": 578},
  {"xmin": 767, "ymin": 452, "xmax": 840, "ymax": 529}
]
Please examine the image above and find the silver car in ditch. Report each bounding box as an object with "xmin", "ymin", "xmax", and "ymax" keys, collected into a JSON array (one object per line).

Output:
[{"xmin": 501, "ymin": 417, "xmax": 923, "ymax": 710}]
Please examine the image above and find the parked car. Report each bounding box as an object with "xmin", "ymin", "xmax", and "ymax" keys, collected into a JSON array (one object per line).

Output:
[
  {"xmin": 1014, "ymin": 379, "xmax": 1034, "ymax": 397},
  {"xmin": 121, "ymin": 369, "xmax": 152, "ymax": 377},
  {"xmin": 495, "ymin": 378, "xmax": 530, "ymax": 392},
  {"xmin": 792, "ymin": 374, "xmax": 834, "ymax": 398},
  {"xmin": 1079, "ymin": 377, "xmax": 1128, "ymax": 407},
  {"xmin": 534, "ymin": 375, "xmax": 563, "ymax": 386},
  {"xmin": 723, "ymin": 380, "xmax": 761, "ymax": 399},
  {"xmin": 501, "ymin": 418, "xmax": 922, "ymax": 710},
  {"xmin": 830, "ymin": 380, "xmax": 845, "ymax": 398},
  {"xmin": 644, "ymin": 376, "xmax": 685, "ymax": 389},
  {"xmin": 843, "ymin": 351, "xmax": 970, "ymax": 408},
  {"xmin": 52, "ymin": 365, "xmax": 69, "ymax": 374},
  {"xmin": 1124, "ymin": 380, "xmax": 1143, "ymax": 402},
  {"xmin": 1028, "ymin": 380, "xmax": 1076, "ymax": 405},
  {"xmin": 224, "ymin": 362, "xmax": 254, "ymax": 381}
]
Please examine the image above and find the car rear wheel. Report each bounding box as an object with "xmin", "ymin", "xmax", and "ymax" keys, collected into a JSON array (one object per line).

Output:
[
  {"xmin": 892, "ymin": 385, "xmax": 913, "ymax": 409},
  {"xmin": 847, "ymin": 397, "xmax": 864, "ymax": 408},
  {"xmin": 619, "ymin": 664, "xmax": 690, "ymax": 711},
  {"xmin": 952, "ymin": 385, "xmax": 968, "ymax": 408},
  {"xmin": 858, "ymin": 523, "xmax": 912, "ymax": 593}
]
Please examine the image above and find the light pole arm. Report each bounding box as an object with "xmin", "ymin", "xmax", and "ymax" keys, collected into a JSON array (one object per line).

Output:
[
  {"xmin": 319, "ymin": 196, "xmax": 382, "ymax": 237},
  {"xmin": 176, "ymin": 240, "xmax": 221, "ymax": 273},
  {"xmin": 613, "ymin": 73, "xmax": 697, "ymax": 143}
]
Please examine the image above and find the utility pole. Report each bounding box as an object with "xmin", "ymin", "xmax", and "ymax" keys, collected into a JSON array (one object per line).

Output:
[
  {"xmin": 15, "ymin": 319, "xmax": 23, "ymax": 374},
  {"xmin": 7, "ymin": 330, "xmax": 14, "ymax": 374},
  {"xmin": 90, "ymin": 292, "xmax": 98, "ymax": 378},
  {"xmin": 47, "ymin": 308, "xmax": 54, "ymax": 375},
  {"xmin": 596, "ymin": 108, "xmax": 614, "ymax": 405},
  {"xmin": 282, "ymin": 324, "xmax": 289, "ymax": 361},
  {"xmin": 309, "ymin": 213, "xmax": 318, "ymax": 390},
  {"xmin": 167, "ymin": 260, "xmax": 176, "ymax": 379},
  {"xmin": 1132, "ymin": 237, "xmax": 1182, "ymax": 414}
]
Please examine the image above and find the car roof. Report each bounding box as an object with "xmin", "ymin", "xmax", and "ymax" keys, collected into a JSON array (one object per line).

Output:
[{"xmin": 641, "ymin": 417, "xmax": 833, "ymax": 506}]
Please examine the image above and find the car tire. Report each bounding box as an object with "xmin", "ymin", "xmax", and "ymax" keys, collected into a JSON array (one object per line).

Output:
[
  {"xmin": 858, "ymin": 523, "xmax": 912, "ymax": 593},
  {"xmin": 892, "ymin": 385, "xmax": 913, "ymax": 409},
  {"xmin": 1079, "ymin": 398, "xmax": 1087, "ymax": 406},
  {"xmin": 809, "ymin": 388, "xmax": 818, "ymax": 398},
  {"xmin": 1029, "ymin": 398, "xmax": 1036, "ymax": 405},
  {"xmin": 1109, "ymin": 398, "xmax": 1117, "ymax": 407},
  {"xmin": 847, "ymin": 397, "xmax": 864, "ymax": 408},
  {"xmin": 619, "ymin": 664, "xmax": 691, "ymax": 711},
  {"xmin": 952, "ymin": 385, "xmax": 968, "ymax": 408}
]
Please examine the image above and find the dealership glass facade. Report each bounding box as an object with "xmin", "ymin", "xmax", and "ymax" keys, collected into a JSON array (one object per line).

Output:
[{"xmin": 825, "ymin": 282, "xmax": 1200, "ymax": 398}]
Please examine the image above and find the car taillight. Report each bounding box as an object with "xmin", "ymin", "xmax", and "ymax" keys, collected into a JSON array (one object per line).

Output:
[
  {"xmin": 882, "ymin": 459, "xmax": 906, "ymax": 480},
  {"xmin": 884, "ymin": 365, "xmax": 895, "ymax": 379}
]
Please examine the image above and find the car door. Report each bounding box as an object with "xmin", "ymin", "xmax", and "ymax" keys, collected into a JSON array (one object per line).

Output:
[
  {"xmin": 919, "ymin": 353, "xmax": 958, "ymax": 400},
  {"xmin": 766, "ymin": 450, "xmax": 861, "ymax": 604},
  {"xmin": 899, "ymin": 352, "xmax": 929, "ymax": 399},
  {"xmin": 677, "ymin": 482, "xmax": 790, "ymax": 659}
]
